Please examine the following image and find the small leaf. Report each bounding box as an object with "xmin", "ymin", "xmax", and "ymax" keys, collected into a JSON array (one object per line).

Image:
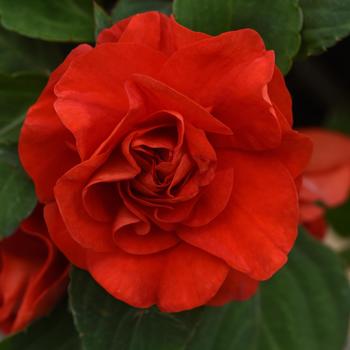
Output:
[
  {"xmin": 0, "ymin": 73, "xmax": 47, "ymax": 144},
  {"xmin": 112, "ymin": 0, "xmax": 172, "ymax": 21},
  {"xmin": 0, "ymin": 27, "xmax": 64, "ymax": 75},
  {"xmin": 93, "ymin": 2, "xmax": 112, "ymax": 39},
  {"xmin": 0, "ymin": 303, "xmax": 82, "ymax": 350},
  {"xmin": 173, "ymin": 0, "xmax": 302, "ymax": 73},
  {"xmin": 298, "ymin": 0, "xmax": 350, "ymax": 56},
  {"xmin": 0, "ymin": 146, "xmax": 36, "ymax": 238},
  {"xmin": 0, "ymin": 0, "xmax": 94, "ymax": 42},
  {"xmin": 69, "ymin": 229, "xmax": 350, "ymax": 350}
]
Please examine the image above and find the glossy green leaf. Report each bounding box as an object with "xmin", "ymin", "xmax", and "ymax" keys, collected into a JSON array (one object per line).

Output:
[
  {"xmin": 93, "ymin": 2, "xmax": 112, "ymax": 38},
  {"xmin": 0, "ymin": 73, "xmax": 47, "ymax": 145},
  {"xmin": 173, "ymin": 0, "xmax": 302, "ymax": 73},
  {"xmin": 327, "ymin": 199, "xmax": 350, "ymax": 237},
  {"xmin": 0, "ymin": 27, "xmax": 64, "ymax": 75},
  {"xmin": 0, "ymin": 146, "xmax": 36, "ymax": 238},
  {"xmin": 112, "ymin": 0, "xmax": 172, "ymax": 21},
  {"xmin": 0, "ymin": 303, "xmax": 81, "ymax": 350},
  {"xmin": 69, "ymin": 229, "xmax": 349, "ymax": 350},
  {"xmin": 0, "ymin": 0, "xmax": 94, "ymax": 42},
  {"xmin": 298, "ymin": 0, "xmax": 350, "ymax": 56}
]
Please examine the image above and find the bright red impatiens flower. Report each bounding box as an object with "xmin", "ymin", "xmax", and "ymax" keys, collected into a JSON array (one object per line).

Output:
[
  {"xmin": 19, "ymin": 12, "xmax": 312, "ymax": 312},
  {"xmin": 0, "ymin": 206, "xmax": 69, "ymax": 334},
  {"xmin": 300, "ymin": 128, "xmax": 350, "ymax": 239}
]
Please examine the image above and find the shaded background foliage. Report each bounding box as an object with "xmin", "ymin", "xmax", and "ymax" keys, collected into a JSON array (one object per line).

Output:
[{"xmin": 0, "ymin": 0, "xmax": 350, "ymax": 349}]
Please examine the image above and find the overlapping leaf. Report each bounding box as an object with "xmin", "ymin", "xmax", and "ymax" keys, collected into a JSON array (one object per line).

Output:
[
  {"xmin": 0, "ymin": 146, "xmax": 36, "ymax": 238},
  {"xmin": 0, "ymin": 0, "xmax": 94, "ymax": 42},
  {"xmin": 299, "ymin": 0, "xmax": 350, "ymax": 56},
  {"xmin": 0, "ymin": 27, "xmax": 64, "ymax": 75}
]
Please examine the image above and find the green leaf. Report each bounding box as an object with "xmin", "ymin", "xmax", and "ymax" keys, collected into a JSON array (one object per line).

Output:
[
  {"xmin": 0, "ymin": 73, "xmax": 47, "ymax": 144},
  {"xmin": 0, "ymin": 146, "xmax": 36, "ymax": 238},
  {"xmin": 173, "ymin": 0, "xmax": 302, "ymax": 73},
  {"xmin": 112, "ymin": 0, "xmax": 172, "ymax": 21},
  {"xmin": 0, "ymin": 0, "xmax": 94, "ymax": 42},
  {"xmin": 0, "ymin": 27, "xmax": 64, "ymax": 75},
  {"xmin": 0, "ymin": 303, "xmax": 82, "ymax": 350},
  {"xmin": 93, "ymin": 2, "xmax": 112, "ymax": 39},
  {"xmin": 327, "ymin": 199, "xmax": 350, "ymax": 237},
  {"xmin": 298, "ymin": 0, "xmax": 350, "ymax": 57},
  {"xmin": 69, "ymin": 229, "xmax": 350, "ymax": 350}
]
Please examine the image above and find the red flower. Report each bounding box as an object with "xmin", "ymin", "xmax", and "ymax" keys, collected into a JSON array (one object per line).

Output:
[
  {"xmin": 0, "ymin": 206, "xmax": 69, "ymax": 334},
  {"xmin": 19, "ymin": 12, "xmax": 312, "ymax": 312},
  {"xmin": 300, "ymin": 128, "xmax": 350, "ymax": 239}
]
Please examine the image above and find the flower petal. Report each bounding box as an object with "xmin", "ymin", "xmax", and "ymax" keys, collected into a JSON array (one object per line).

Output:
[
  {"xmin": 19, "ymin": 44, "xmax": 91, "ymax": 203},
  {"xmin": 208, "ymin": 269, "xmax": 259, "ymax": 306},
  {"xmin": 44, "ymin": 202, "xmax": 87, "ymax": 269},
  {"xmin": 97, "ymin": 12, "xmax": 210, "ymax": 53},
  {"xmin": 54, "ymin": 154, "xmax": 115, "ymax": 252},
  {"xmin": 115, "ymin": 226, "xmax": 179, "ymax": 255},
  {"xmin": 129, "ymin": 74, "xmax": 232, "ymax": 135},
  {"xmin": 184, "ymin": 150, "xmax": 234, "ymax": 227},
  {"xmin": 87, "ymin": 248, "xmax": 165, "ymax": 308},
  {"xmin": 269, "ymin": 130, "xmax": 313, "ymax": 178},
  {"xmin": 179, "ymin": 151, "xmax": 298, "ymax": 280},
  {"xmin": 158, "ymin": 243, "xmax": 229, "ymax": 312},
  {"xmin": 87, "ymin": 242, "xmax": 229, "ymax": 312},
  {"xmin": 268, "ymin": 67, "xmax": 293, "ymax": 125},
  {"xmin": 159, "ymin": 29, "xmax": 266, "ymax": 105},
  {"xmin": 54, "ymin": 43, "xmax": 167, "ymax": 159}
]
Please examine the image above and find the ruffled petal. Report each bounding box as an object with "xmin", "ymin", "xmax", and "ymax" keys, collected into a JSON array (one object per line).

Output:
[
  {"xmin": 44, "ymin": 203, "xmax": 87, "ymax": 269},
  {"xmin": 158, "ymin": 31, "xmax": 283, "ymax": 150},
  {"xmin": 157, "ymin": 243, "xmax": 229, "ymax": 312},
  {"xmin": 54, "ymin": 43, "xmax": 167, "ymax": 159},
  {"xmin": 159, "ymin": 29, "xmax": 266, "ymax": 105},
  {"xmin": 268, "ymin": 67, "xmax": 292, "ymax": 125},
  {"xmin": 87, "ymin": 242, "xmax": 229, "ymax": 312},
  {"xmin": 87, "ymin": 248, "xmax": 165, "ymax": 308},
  {"xmin": 97, "ymin": 12, "xmax": 210, "ymax": 53},
  {"xmin": 19, "ymin": 44, "xmax": 91, "ymax": 202},
  {"xmin": 128, "ymin": 74, "xmax": 232, "ymax": 135},
  {"xmin": 115, "ymin": 226, "xmax": 179, "ymax": 255},
  {"xmin": 179, "ymin": 151, "xmax": 298, "ymax": 280},
  {"xmin": 184, "ymin": 150, "xmax": 234, "ymax": 227},
  {"xmin": 208, "ymin": 269, "xmax": 259, "ymax": 306},
  {"xmin": 269, "ymin": 130, "xmax": 313, "ymax": 178},
  {"xmin": 54, "ymin": 153, "xmax": 115, "ymax": 252}
]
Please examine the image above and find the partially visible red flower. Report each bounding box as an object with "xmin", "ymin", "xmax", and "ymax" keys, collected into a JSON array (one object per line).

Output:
[
  {"xmin": 0, "ymin": 206, "xmax": 69, "ymax": 334},
  {"xmin": 19, "ymin": 12, "xmax": 312, "ymax": 312},
  {"xmin": 300, "ymin": 128, "xmax": 350, "ymax": 239}
]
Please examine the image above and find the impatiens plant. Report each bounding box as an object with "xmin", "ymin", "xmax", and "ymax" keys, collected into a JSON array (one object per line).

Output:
[{"xmin": 0, "ymin": 1, "xmax": 350, "ymax": 349}]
